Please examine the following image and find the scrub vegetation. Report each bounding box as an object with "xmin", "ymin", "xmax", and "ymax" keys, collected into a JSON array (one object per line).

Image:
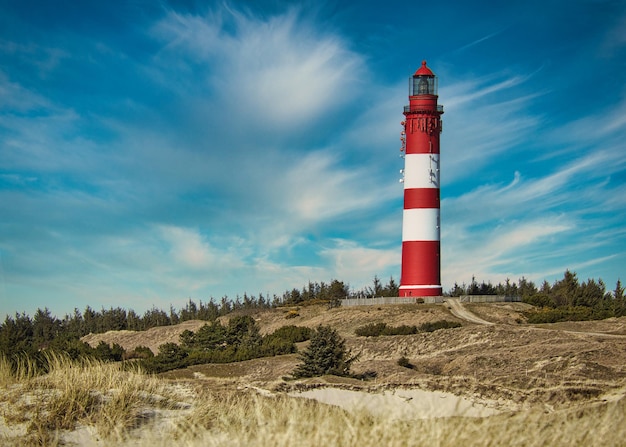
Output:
[
  {"xmin": 355, "ymin": 320, "xmax": 461, "ymax": 337},
  {"xmin": 1, "ymin": 270, "xmax": 625, "ymax": 445},
  {"xmin": 1, "ymin": 352, "xmax": 624, "ymax": 446},
  {"xmin": 142, "ymin": 319, "xmax": 312, "ymax": 373}
]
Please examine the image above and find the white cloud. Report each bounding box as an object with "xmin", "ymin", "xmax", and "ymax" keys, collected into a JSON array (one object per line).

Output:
[
  {"xmin": 443, "ymin": 147, "xmax": 625, "ymax": 228},
  {"xmin": 0, "ymin": 71, "xmax": 51, "ymax": 112},
  {"xmin": 159, "ymin": 225, "xmax": 215, "ymax": 269},
  {"xmin": 0, "ymin": 40, "xmax": 68, "ymax": 77},
  {"xmin": 281, "ymin": 151, "xmax": 391, "ymax": 221},
  {"xmin": 151, "ymin": 8, "xmax": 364, "ymax": 129},
  {"xmin": 316, "ymin": 239, "xmax": 399, "ymax": 290},
  {"xmin": 440, "ymin": 88, "xmax": 626, "ymax": 289},
  {"xmin": 548, "ymin": 96, "xmax": 626, "ymax": 146},
  {"xmin": 442, "ymin": 73, "xmax": 534, "ymax": 111}
]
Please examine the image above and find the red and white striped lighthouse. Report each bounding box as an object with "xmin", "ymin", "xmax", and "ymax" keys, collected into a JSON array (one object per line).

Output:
[{"xmin": 399, "ymin": 61, "xmax": 443, "ymax": 297}]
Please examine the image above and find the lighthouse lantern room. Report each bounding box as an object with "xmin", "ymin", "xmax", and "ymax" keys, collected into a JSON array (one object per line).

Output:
[{"xmin": 399, "ymin": 61, "xmax": 443, "ymax": 297}]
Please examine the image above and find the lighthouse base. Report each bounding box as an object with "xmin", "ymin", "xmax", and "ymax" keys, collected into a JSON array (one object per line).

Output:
[{"xmin": 399, "ymin": 285, "xmax": 442, "ymax": 297}]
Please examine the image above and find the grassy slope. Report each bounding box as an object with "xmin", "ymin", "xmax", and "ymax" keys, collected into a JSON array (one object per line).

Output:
[
  {"xmin": 2, "ymin": 302, "xmax": 626, "ymax": 445},
  {"xmin": 83, "ymin": 302, "xmax": 626, "ymax": 405}
]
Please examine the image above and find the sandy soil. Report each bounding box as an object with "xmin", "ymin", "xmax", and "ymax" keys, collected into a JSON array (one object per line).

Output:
[
  {"xmin": 83, "ymin": 302, "xmax": 626, "ymax": 409},
  {"xmin": 290, "ymin": 387, "xmax": 502, "ymax": 419}
]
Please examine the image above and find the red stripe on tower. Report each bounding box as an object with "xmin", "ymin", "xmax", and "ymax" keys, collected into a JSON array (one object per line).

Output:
[{"xmin": 399, "ymin": 61, "xmax": 443, "ymax": 297}]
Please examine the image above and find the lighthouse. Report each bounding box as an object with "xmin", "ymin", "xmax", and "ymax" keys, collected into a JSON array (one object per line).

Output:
[{"xmin": 399, "ymin": 61, "xmax": 443, "ymax": 297}]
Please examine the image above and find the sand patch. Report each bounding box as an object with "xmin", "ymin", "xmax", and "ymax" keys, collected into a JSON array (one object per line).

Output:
[{"xmin": 290, "ymin": 387, "xmax": 501, "ymax": 419}]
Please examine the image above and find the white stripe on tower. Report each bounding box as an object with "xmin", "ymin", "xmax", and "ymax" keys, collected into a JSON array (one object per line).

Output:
[
  {"xmin": 403, "ymin": 154, "xmax": 439, "ymax": 189},
  {"xmin": 402, "ymin": 209, "xmax": 440, "ymax": 242}
]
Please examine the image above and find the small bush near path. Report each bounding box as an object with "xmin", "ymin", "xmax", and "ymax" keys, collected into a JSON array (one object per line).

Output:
[
  {"xmin": 523, "ymin": 306, "xmax": 611, "ymax": 324},
  {"xmin": 397, "ymin": 356, "xmax": 414, "ymax": 369},
  {"xmin": 355, "ymin": 320, "xmax": 461, "ymax": 337}
]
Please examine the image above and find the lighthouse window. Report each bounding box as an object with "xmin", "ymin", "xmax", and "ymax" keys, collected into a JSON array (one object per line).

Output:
[
  {"xmin": 411, "ymin": 76, "xmax": 436, "ymax": 96},
  {"xmin": 418, "ymin": 78, "xmax": 429, "ymax": 94}
]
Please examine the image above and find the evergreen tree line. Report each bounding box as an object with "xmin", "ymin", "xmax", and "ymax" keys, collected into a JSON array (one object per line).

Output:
[
  {"xmin": 0, "ymin": 276, "xmax": 397, "ymax": 359},
  {"xmin": 0, "ymin": 296, "xmax": 266, "ymax": 360},
  {"xmin": 449, "ymin": 271, "xmax": 626, "ymax": 322},
  {"xmin": 279, "ymin": 276, "xmax": 400, "ymax": 305},
  {"xmin": 447, "ymin": 275, "xmax": 544, "ymax": 297},
  {"xmin": 2, "ymin": 271, "xmax": 624, "ymax": 362}
]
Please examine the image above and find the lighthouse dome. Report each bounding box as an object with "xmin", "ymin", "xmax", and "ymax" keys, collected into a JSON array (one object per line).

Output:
[{"xmin": 414, "ymin": 60, "xmax": 435, "ymax": 77}]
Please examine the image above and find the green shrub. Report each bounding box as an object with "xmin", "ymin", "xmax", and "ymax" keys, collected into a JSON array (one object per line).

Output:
[
  {"xmin": 267, "ymin": 325, "xmax": 312, "ymax": 343},
  {"xmin": 355, "ymin": 320, "xmax": 460, "ymax": 337},
  {"xmin": 397, "ymin": 356, "xmax": 413, "ymax": 369},
  {"xmin": 524, "ymin": 306, "xmax": 593, "ymax": 324},
  {"xmin": 142, "ymin": 323, "xmax": 312, "ymax": 373},
  {"xmin": 523, "ymin": 294, "xmax": 555, "ymax": 308},
  {"xmin": 355, "ymin": 322, "xmax": 389, "ymax": 337},
  {"xmin": 260, "ymin": 337, "xmax": 295, "ymax": 356},
  {"xmin": 94, "ymin": 341, "xmax": 125, "ymax": 362},
  {"xmin": 125, "ymin": 345, "xmax": 154, "ymax": 360},
  {"xmin": 292, "ymin": 326, "xmax": 357, "ymax": 378},
  {"xmin": 419, "ymin": 320, "xmax": 462, "ymax": 332},
  {"xmin": 391, "ymin": 325, "xmax": 419, "ymax": 335}
]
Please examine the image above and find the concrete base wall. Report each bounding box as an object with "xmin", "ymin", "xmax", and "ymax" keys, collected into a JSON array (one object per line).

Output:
[
  {"xmin": 341, "ymin": 296, "xmax": 444, "ymax": 307},
  {"xmin": 459, "ymin": 295, "xmax": 521, "ymax": 303},
  {"xmin": 341, "ymin": 295, "xmax": 520, "ymax": 307}
]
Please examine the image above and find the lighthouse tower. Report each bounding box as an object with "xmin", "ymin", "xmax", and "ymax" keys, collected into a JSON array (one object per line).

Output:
[{"xmin": 399, "ymin": 61, "xmax": 443, "ymax": 297}]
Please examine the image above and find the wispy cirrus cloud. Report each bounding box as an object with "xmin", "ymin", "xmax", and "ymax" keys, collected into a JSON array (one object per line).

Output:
[
  {"xmin": 151, "ymin": 8, "xmax": 364, "ymax": 129},
  {"xmin": 452, "ymin": 28, "xmax": 508, "ymax": 54},
  {"xmin": 0, "ymin": 5, "xmax": 400, "ymax": 315},
  {"xmin": 441, "ymin": 92, "xmax": 626, "ymax": 288},
  {"xmin": 0, "ymin": 40, "xmax": 68, "ymax": 77},
  {"xmin": 439, "ymin": 73, "xmax": 543, "ymax": 184}
]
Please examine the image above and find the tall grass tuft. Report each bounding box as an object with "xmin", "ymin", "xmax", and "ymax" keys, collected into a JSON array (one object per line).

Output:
[
  {"xmin": 0, "ymin": 353, "xmax": 40, "ymax": 387},
  {"xmin": 0, "ymin": 352, "xmax": 188, "ymax": 445}
]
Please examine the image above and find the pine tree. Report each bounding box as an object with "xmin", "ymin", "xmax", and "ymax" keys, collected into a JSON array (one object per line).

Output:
[
  {"xmin": 292, "ymin": 326, "xmax": 357, "ymax": 378},
  {"xmin": 383, "ymin": 277, "xmax": 399, "ymax": 297}
]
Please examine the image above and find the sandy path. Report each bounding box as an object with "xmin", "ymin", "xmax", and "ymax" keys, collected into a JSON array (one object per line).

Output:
[
  {"xmin": 447, "ymin": 299, "xmax": 626, "ymax": 339},
  {"xmin": 527, "ymin": 326, "xmax": 626, "ymax": 339},
  {"xmin": 447, "ymin": 298, "xmax": 495, "ymax": 325}
]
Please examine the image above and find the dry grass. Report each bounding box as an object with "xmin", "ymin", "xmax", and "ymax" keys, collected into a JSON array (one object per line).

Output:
[
  {"xmin": 0, "ymin": 353, "xmax": 190, "ymax": 446},
  {"xmin": 1, "ymin": 354, "xmax": 625, "ymax": 446},
  {"xmin": 171, "ymin": 391, "xmax": 625, "ymax": 447},
  {"xmin": 0, "ymin": 354, "xmax": 39, "ymax": 387}
]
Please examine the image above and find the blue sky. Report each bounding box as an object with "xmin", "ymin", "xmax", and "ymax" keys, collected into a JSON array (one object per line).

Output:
[{"xmin": 1, "ymin": 0, "xmax": 625, "ymax": 318}]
